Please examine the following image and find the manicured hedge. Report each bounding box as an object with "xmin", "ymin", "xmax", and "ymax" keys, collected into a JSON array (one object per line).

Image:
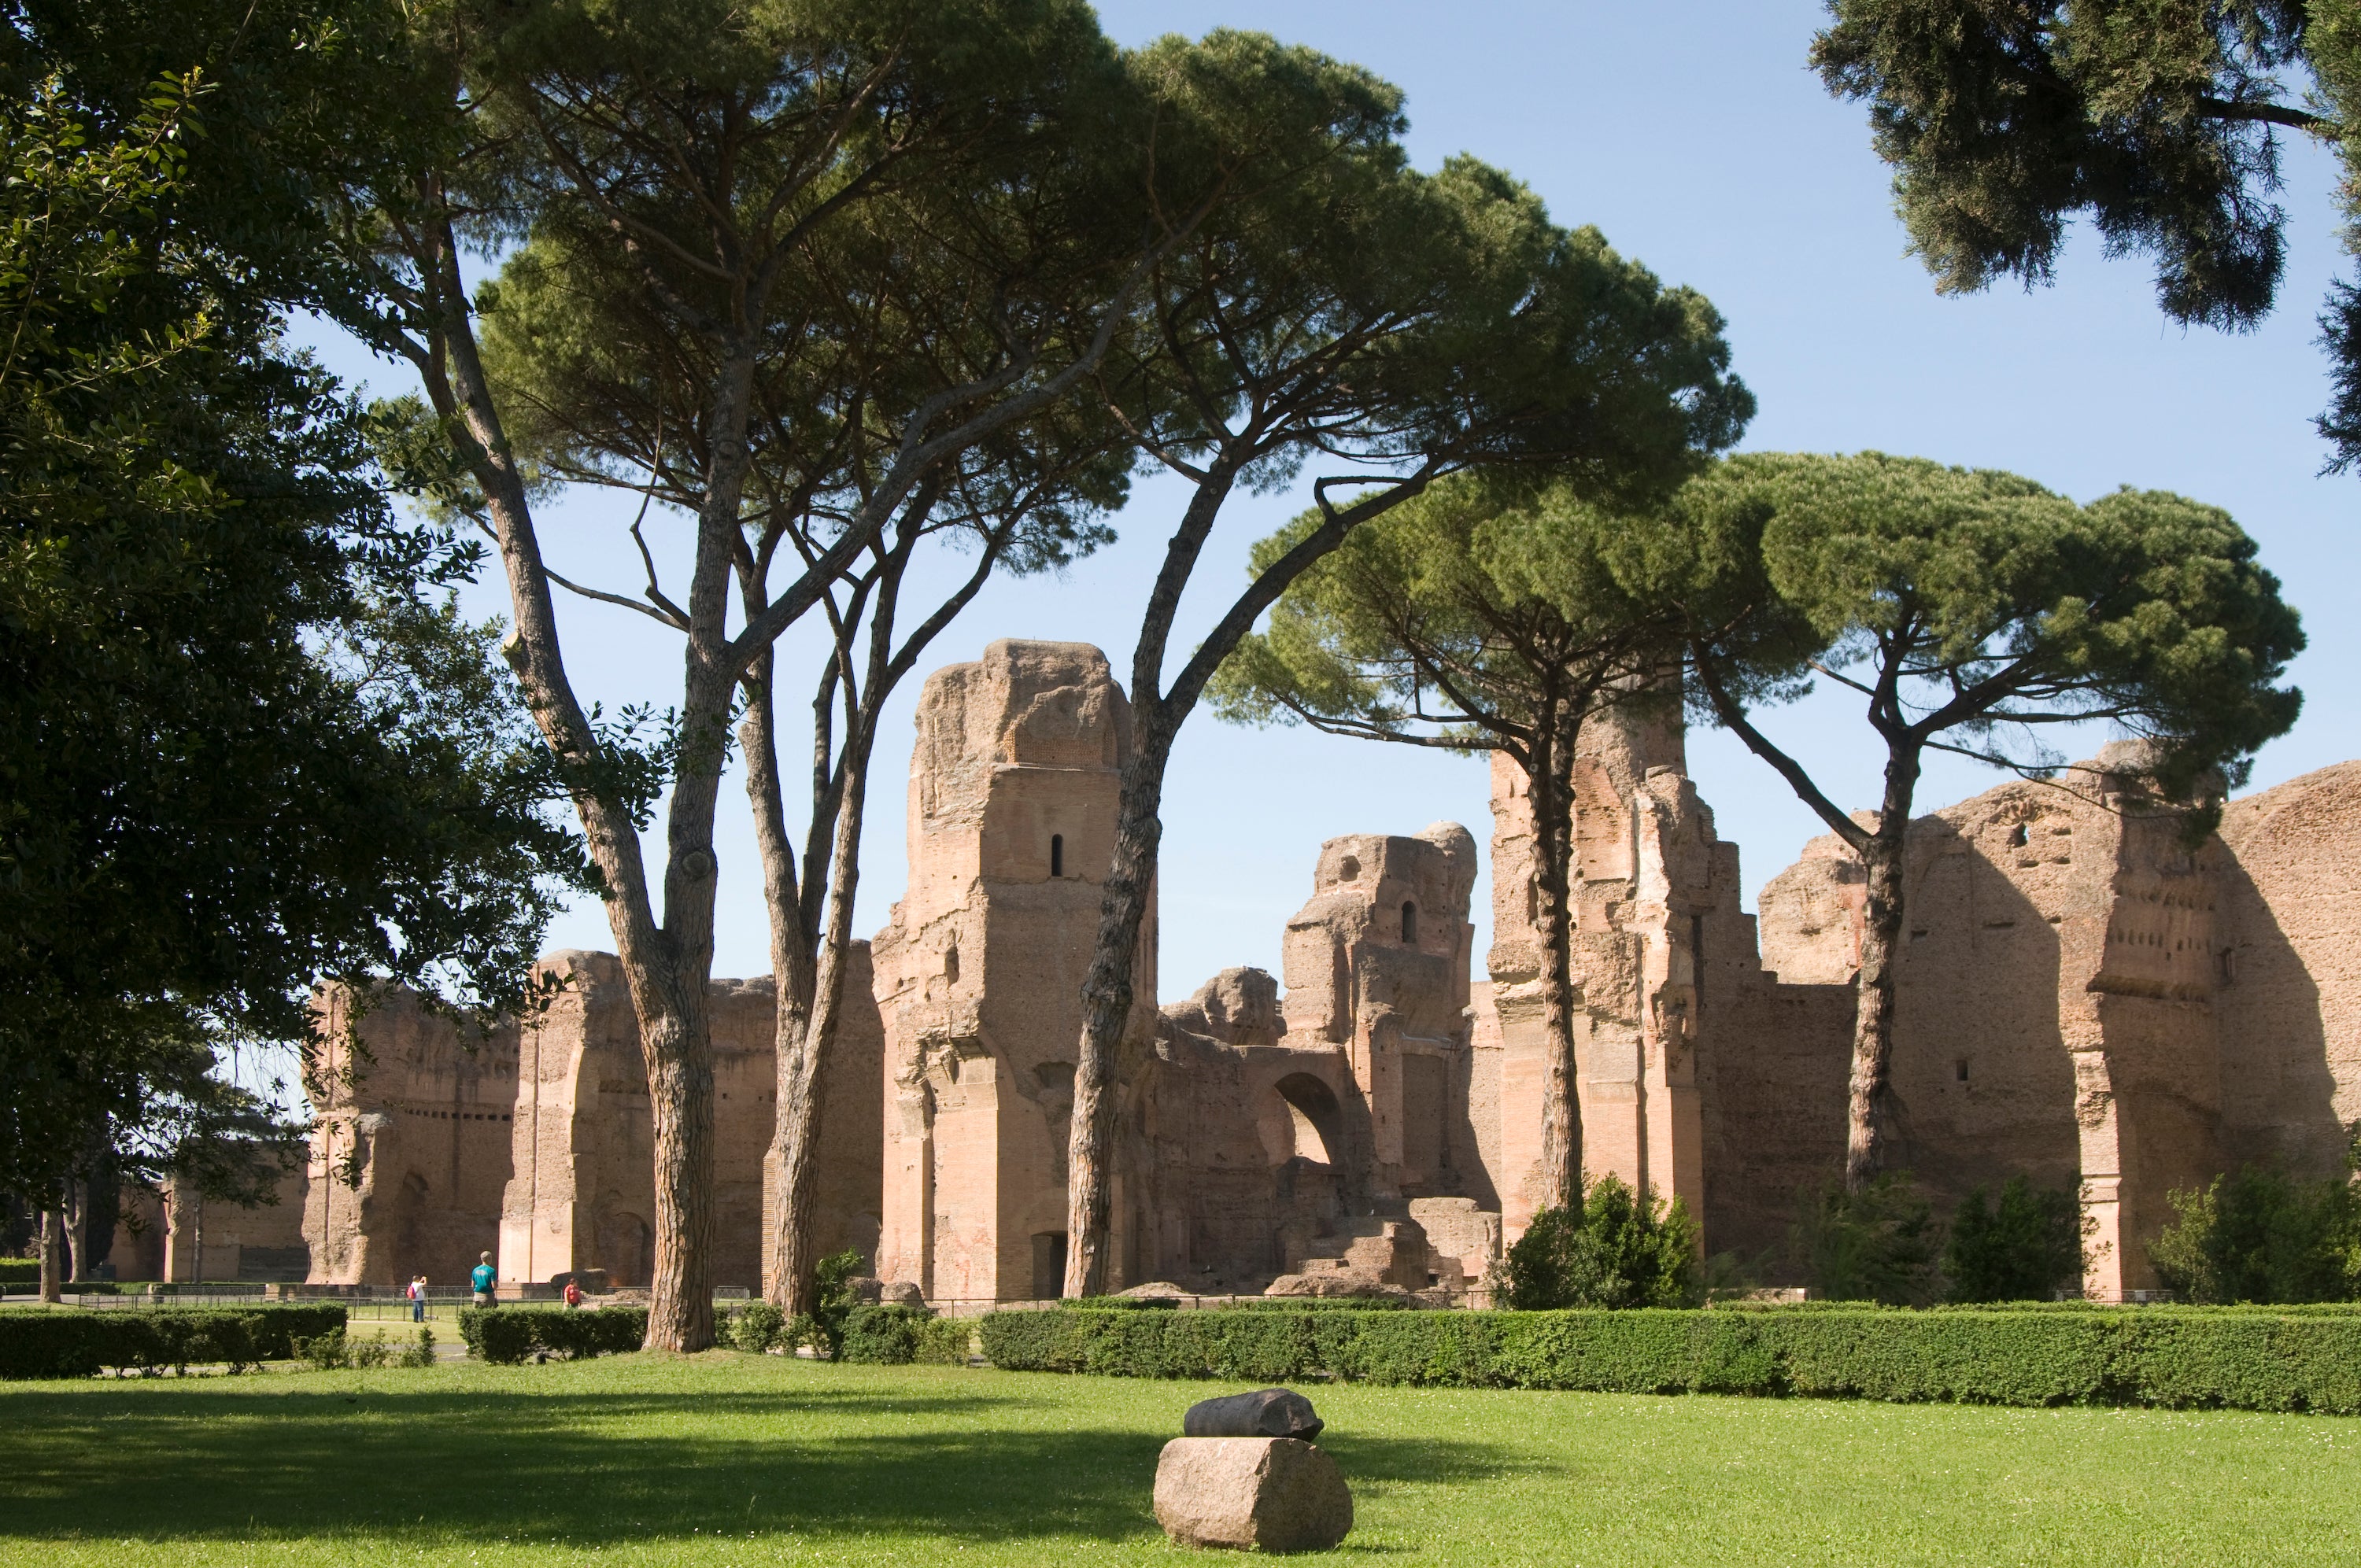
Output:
[
  {"xmin": 0, "ymin": 1304, "xmax": 348, "ymax": 1379},
  {"xmin": 977, "ymin": 1305, "xmax": 2361, "ymax": 1414},
  {"xmin": 833, "ymin": 1305, "xmax": 974, "ymax": 1365},
  {"xmin": 0, "ymin": 1260, "xmax": 39, "ymax": 1286},
  {"xmin": 457, "ymin": 1305, "xmax": 648, "ymax": 1363},
  {"xmin": 1055, "ymin": 1294, "xmax": 1410, "ymax": 1312}
]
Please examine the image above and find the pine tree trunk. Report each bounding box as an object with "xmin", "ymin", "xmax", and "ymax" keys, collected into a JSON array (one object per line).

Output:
[
  {"xmin": 631, "ymin": 968, "xmax": 716, "ymax": 1349},
  {"xmin": 411, "ymin": 203, "xmax": 730, "ymax": 1352},
  {"xmin": 1843, "ymin": 749, "xmax": 1921, "ymax": 1191},
  {"xmin": 1527, "ymin": 703, "xmax": 1586, "ymax": 1212},
  {"xmin": 744, "ymin": 662, "xmax": 815, "ymax": 1308},
  {"xmin": 1064, "ymin": 718, "xmax": 1171, "ymax": 1299},
  {"xmin": 771, "ymin": 737, "xmax": 873, "ymax": 1316}
]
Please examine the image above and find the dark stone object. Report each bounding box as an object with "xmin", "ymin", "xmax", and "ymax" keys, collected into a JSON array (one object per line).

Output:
[{"xmin": 1183, "ymin": 1386, "xmax": 1325, "ymax": 1441}]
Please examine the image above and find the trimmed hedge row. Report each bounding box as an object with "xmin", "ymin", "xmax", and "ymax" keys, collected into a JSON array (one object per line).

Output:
[
  {"xmin": 1056, "ymin": 1294, "xmax": 1411, "ymax": 1312},
  {"xmin": 0, "ymin": 1304, "xmax": 349, "ymax": 1379},
  {"xmin": 977, "ymin": 1306, "xmax": 2361, "ymax": 1414},
  {"xmin": 458, "ymin": 1305, "xmax": 648, "ymax": 1363},
  {"xmin": 837, "ymin": 1305, "xmax": 972, "ymax": 1364}
]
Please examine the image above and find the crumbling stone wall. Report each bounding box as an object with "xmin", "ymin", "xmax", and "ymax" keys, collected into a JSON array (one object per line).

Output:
[
  {"xmin": 497, "ymin": 950, "xmax": 882, "ymax": 1292},
  {"xmin": 1140, "ymin": 825, "xmax": 1493, "ymax": 1296},
  {"xmin": 304, "ymin": 984, "xmax": 520, "ymax": 1289},
  {"xmin": 268, "ymin": 628, "xmax": 2361, "ymax": 1309},
  {"xmin": 2213, "ymin": 762, "xmax": 2361, "ymax": 1179},
  {"xmin": 1742, "ymin": 751, "xmax": 2361, "ymax": 1297},
  {"xmin": 872, "ymin": 640, "xmax": 1159, "ymax": 1301},
  {"xmin": 1477, "ymin": 708, "xmax": 1730, "ymax": 1245}
]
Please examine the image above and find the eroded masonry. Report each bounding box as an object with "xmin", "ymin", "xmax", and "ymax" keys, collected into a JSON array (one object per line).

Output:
[{"xmin": 153, "ymin": 638, "xmax": 2359, "ymax": 1301}]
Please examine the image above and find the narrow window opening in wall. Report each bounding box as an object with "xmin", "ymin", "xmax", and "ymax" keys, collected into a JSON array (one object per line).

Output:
[
  {"xmin": 944, "ymin": 945, "xmax": 960, "ymax": 984},
  {"xmin": 1526, "ymin": 876, "xmax": 1538, "ymax": 925},
  {"xmin": 1401, "ymin": 902, "xmax": 1418, "ymax": 944},
  {"xmin": 1050, "ymin": 833, "xmax": 1063, "ymax": 878},
  {"xmin": 1909, "ymin": 928, "xmax": 1930, "ymax": 942},
  {"xmin": 2007, "ymin": 823, "xmax": 2028, "ymax": 847},
  {"xmin": 1956, "ymin": 1058, "xmax": 1971, "ymax": 1083},
  {"xmin": 2218, "ymin": 948, "xmax": 2237, "ymax": 985}
]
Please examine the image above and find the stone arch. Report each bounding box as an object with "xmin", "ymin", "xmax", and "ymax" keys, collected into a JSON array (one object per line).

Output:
[{"xmin": 1275, "ymin": 1073, "xmax": 1344, "ymax": 1167}]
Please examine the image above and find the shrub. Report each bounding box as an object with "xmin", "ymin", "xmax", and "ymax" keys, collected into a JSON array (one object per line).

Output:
[
  {"xmin": 457, "ymin": 1306, "xmax": 648, "ymax": 1364},
  {"xmin": 726, "ymin": 1302, "xmax": 787, "ymax": 1353},
  {"xmin": 294, "ymin": 1329, "xmax": 391, "ymax": 1371},
  {"xmin": 400, "ymin": 1326, "xmax": 436, "ymax": 1369},
  {"xmin": 977, "ymin": 1304, "xmax": 2361, "ymax": 1413},
  {"xmin": 1499, "ymin": 1175, "xmax": 1701, "ymax": 1309},
  {"xmin": 1946, "ymin": 1177, "xmax": 2087, "ymax": 1302},
  {"xmin": 914, "ymin": 1315, "xmax": 974, "ymax": 1364},
  {"xmin": 1794, "ymin": 1175, "xmax": 1942, "ymax": 1305},
  {"xmin": 2150, "ymin": 1165, "xmax": 2361, "ymax": 1303},
  {"xmin": 840, "ymin": 1304, "xmax": 928, "ymax": 1364},
  {"xmin": 800, "ymin": 1250, "xmax": 867, "ymax": 1360},
  {"xmin": 0, "ymin": 1304, "xmax": 346, "ymax": 1379}
]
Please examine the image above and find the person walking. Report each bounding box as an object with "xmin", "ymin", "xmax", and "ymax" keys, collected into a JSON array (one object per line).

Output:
[
  {"xmin": 408, "ymin": 1275, "xmax": 427, "ymax": 1323},
  {"xmin": 471, "ymin": 1252, "xmax": 497, "ymax": 1309},
  {"xmin": 563, "ymin": 1277, "xmax": 583, "ymax": 1310}
]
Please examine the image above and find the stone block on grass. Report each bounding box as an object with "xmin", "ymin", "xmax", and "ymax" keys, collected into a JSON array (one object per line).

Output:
[{"xmin": 1152, "ymin": 1437, "xmax": 1351, "ymax": 1553}]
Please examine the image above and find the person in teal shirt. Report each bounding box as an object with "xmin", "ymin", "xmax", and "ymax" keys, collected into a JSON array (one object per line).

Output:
[{"xmin": 471, "ymin": 1253, "xmax": 497, "ymax": 1308}]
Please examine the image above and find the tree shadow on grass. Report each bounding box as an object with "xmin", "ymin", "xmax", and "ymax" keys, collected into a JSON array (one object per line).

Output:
[{"xmin": 2, "ymin": 1383, "xmax": 1511, "ymax": 1549}]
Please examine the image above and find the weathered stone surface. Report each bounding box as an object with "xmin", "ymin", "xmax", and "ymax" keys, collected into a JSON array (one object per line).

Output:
[
  {"xmin": 1184, "ymin": 1388, "xmax": 1324, "ymax": 1441},
  {"xmin": 302, "ymin": 946, "xmax": 884, "ymax": 1294},
  {"xmin": 1262, "ymin": 1272, "xmax": 1410, "ymax": 1301},
  {"xmin": 1152, "ymin": 1437, "xmax": 1351, "ymax": 1554},
  {"xmin": 878, "ymin": 1279, "xmax": 926, "ymax": 1307},
  {"xmin": 303, "ymin": 983, "xmax": 521, "ymax": 1289},
  {"xmin": 844, "ymin": 1275, "xmax": 885, "ymax": 1304},
  {"xmin": 491, "ymin": 947, "xmax": 881, "ymax": 1294},
  {"xmin": 1162, "ymin": 968, "xmax": 1284, "ymax": 1049},
  {"xmin": 117, "ymin": 635, "xmax": 2355, "ymax": 1323},
  {"xmin": 871, "ymin": 640, "xmax": 1162, "ymax": 1304}
]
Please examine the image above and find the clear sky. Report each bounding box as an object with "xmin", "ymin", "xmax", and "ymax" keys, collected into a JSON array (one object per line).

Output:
[{"xmin": 301, "ymin": 1, "xmax": 2356, "ymax": 1000}]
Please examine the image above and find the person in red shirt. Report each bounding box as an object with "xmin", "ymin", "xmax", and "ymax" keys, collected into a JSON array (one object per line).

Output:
[{"xmin": 563, "ymin": 1278, "xmax": 583, "ymax": 1309}]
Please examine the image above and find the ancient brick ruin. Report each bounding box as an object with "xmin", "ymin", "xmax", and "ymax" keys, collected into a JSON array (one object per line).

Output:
[{"xmin": 105, "ymin": 639, "xmax": 2358, "ymax": 1303}]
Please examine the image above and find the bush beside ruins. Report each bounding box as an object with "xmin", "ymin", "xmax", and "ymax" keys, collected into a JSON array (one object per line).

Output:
[
  {"xmin": 460, "ymin": 1307, "xmax": 648, "ymax": 1364},
  {"xmin": 978, "ymin": 1304, "xmax": 2361, "ymax": 1412},
  {"xmin": 0, "ymin": 1305, "xmax": 348, "ymax": 1379}
]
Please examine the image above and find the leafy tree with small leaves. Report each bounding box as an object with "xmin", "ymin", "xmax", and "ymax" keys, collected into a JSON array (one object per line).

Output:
[
  {"xmin": 2149, "ymin": 1155, "xmax": 2361, "ymax": 1303},
  {"xmin": 1793, "ymin": 1173, "xmax": 1943, "ymax": 1304},
  {"xmin": 1945, "ymin": 1175, "xmax": 2087, "ymax": 1301},
  {"xmin": 0, "ymin": 8, "xmax": 582, "ymax": 1239},
  {"xmin": 1498, "ymin": 1174, "xmax": 1701, "ymax": 1310}
]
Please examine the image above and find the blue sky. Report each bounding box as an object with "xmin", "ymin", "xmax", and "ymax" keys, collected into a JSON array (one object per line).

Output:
[{"xmin": 302, "ymin": 1, "xmax": 2356, "ymax": 998}]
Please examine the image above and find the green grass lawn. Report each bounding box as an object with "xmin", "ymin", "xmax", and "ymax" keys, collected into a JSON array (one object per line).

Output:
[{"xmin": 6, "ymin": 1353, "xmax": 2359, "ymax": 1566}]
